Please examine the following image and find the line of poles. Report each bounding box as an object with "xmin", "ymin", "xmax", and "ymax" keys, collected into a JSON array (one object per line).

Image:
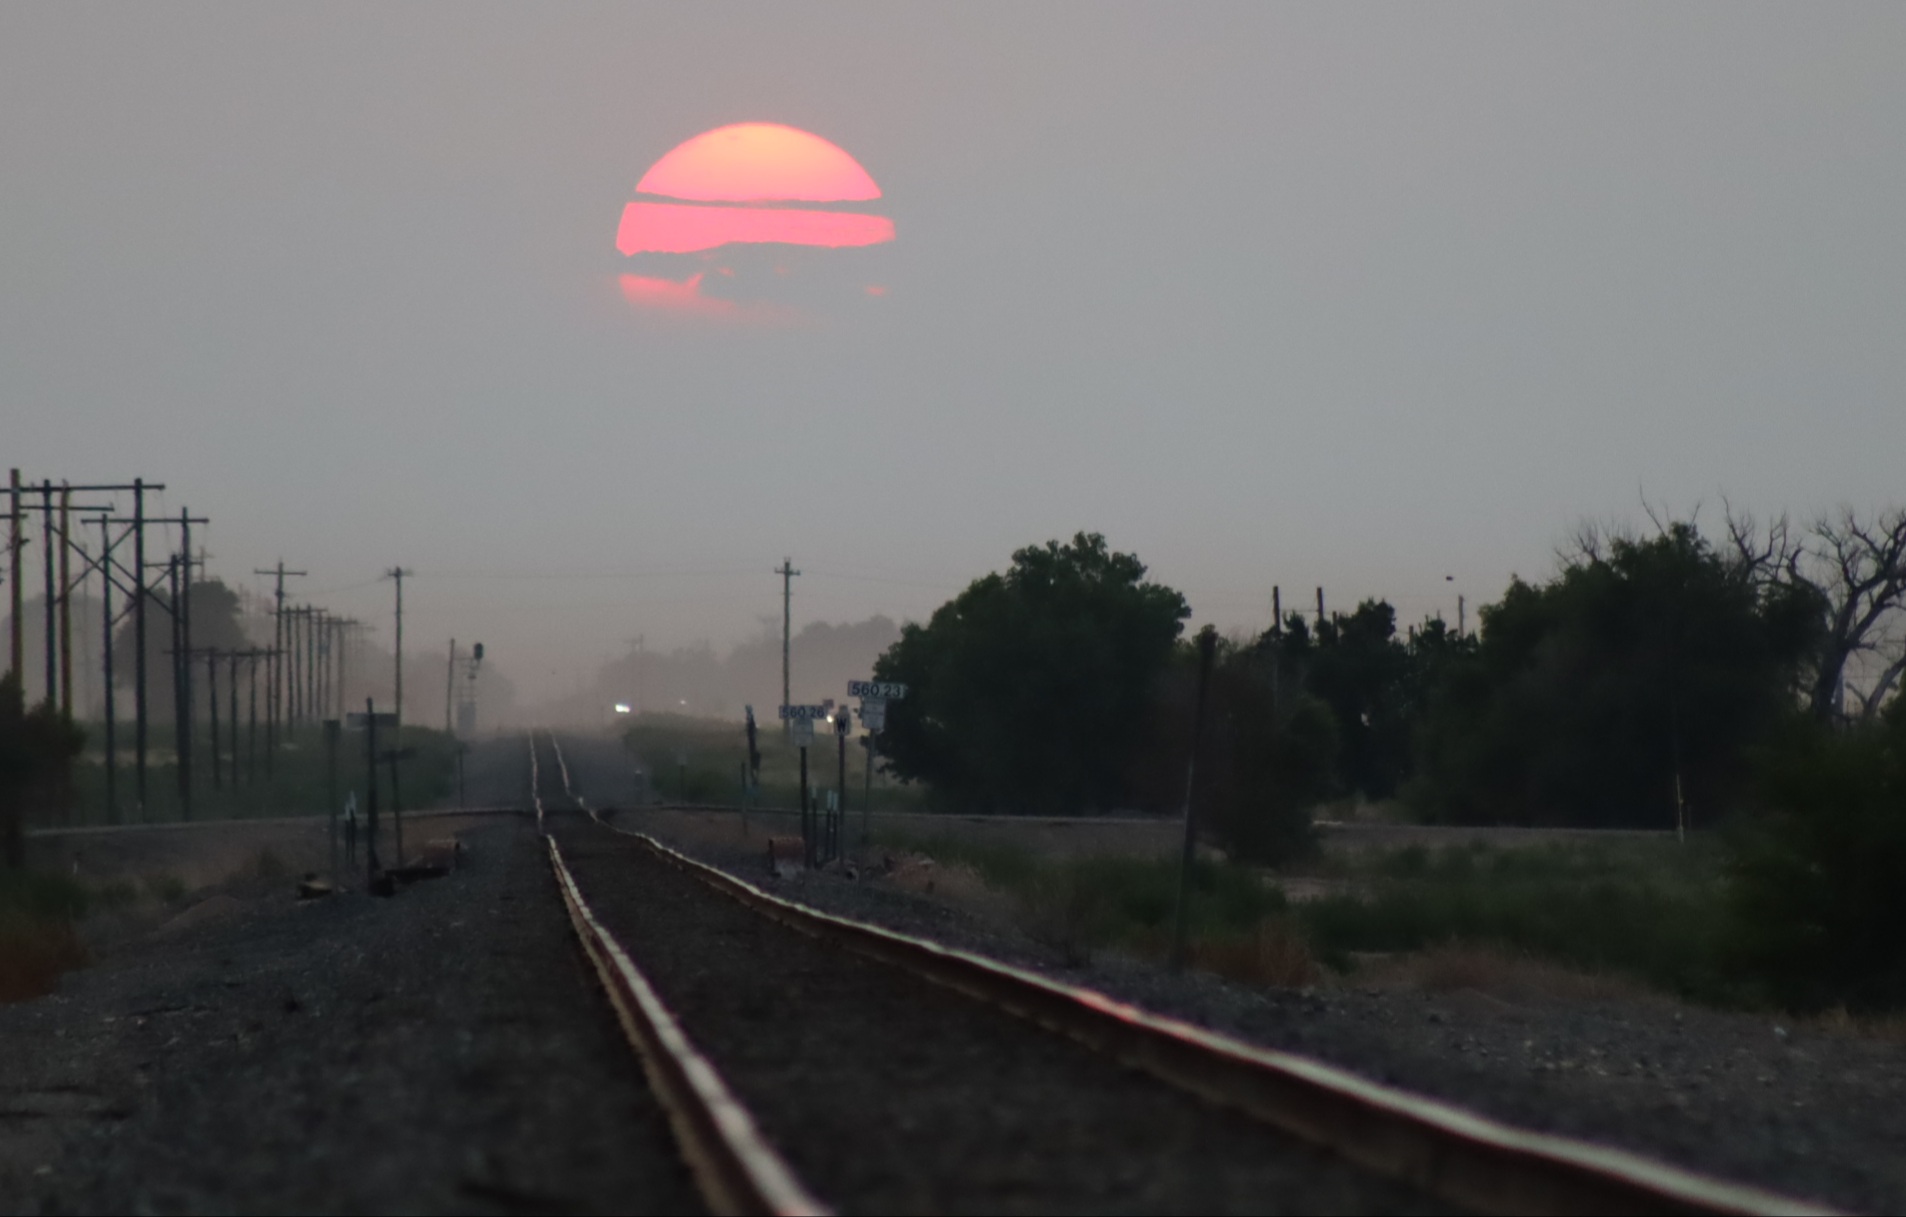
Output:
[{"xmin": 3, "ymin": 468, "xmax": 366, "ymax": 825}]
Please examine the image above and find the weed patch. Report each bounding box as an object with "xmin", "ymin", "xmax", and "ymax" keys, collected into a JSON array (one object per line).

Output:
[
  {"xmin": 1292, "ymin": 841, "xmax": 1732, "ymax": 1000},
  {"xmin": 0, "ymin": 870, "xmax": 90, "ymax": 1002}
]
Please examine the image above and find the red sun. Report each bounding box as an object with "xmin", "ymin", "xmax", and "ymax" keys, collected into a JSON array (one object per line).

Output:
[{"xmin": 616, "ymin": 122, "xmax": 895, "ymax": 258}]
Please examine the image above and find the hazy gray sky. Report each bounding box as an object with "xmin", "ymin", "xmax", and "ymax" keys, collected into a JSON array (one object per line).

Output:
[{"xmin": 5, "ymin": 3, "xmax": 1903, "ymax": 703}]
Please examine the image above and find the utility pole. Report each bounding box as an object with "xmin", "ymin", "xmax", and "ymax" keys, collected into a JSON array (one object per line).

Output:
[
  {"xmin": 1316, "ymin": 586, "xmax": 1325, "ymax": 628},
  {"xmin": 386, "ymin": 568, "xmax": 412, "ymax": 731},
  {"xmin": 178, "ymin": 510, "xmax": 198, "ymax": 820},
  {"xmin": 1458, "ymin": 594, "xmax": 1467, "ymax": 638},
  {"xmin": 95, "ymin": 516, "xmax": 116, "ymax": 822},
  {"xmin": 132, "ymin": 481, "xmax": 148, "ymax": 817},
  {"xmin": 41, "ymin": 481, "xmax": 55, "ymax": 707},
  {"xmin": 166, "ymin": 556, "xmax": 186, "ymax": 817},
  {"xmin": 1272, "ymin": 586, "xmax": 1282, "ymax": 636},
  {"xmin": 227, "ymin": 649, "xmax": 239, "ymax": 792},
  {"xmin": 7, "ymin": 469, "xmax": 21, "ymax": 686},
  {"xmin": 445, "ymin": 638, "xmax": 455, "ymax": 733},
  {"xmin": 287, "ymin": 607, "xmax": 302, "ymax": 731},
  {"xmin": 775, "ymin": 558, "xmax": 799, "ymax": 739},
  {"xmin": 57, "ymin": 485, "xmax": 72, "ymax": 718},
  {"xmin": 252, "ymin": 562, "xmax": 305, "ymax": 772}
]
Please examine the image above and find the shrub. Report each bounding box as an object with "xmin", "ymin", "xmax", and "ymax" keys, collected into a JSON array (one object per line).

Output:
[{"xmin": 1727, "ymin": 706, "xmax": 1906, "ymax": 1010}]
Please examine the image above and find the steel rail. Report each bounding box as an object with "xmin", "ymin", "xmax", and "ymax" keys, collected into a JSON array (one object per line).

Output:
[
  {"xmin": 531, "ymin": 733, "xmax": 827, "ymax": 1217},
  {"xmin": 584, "ymin": 813, "xmax": 1838, "ymax": 1217}
]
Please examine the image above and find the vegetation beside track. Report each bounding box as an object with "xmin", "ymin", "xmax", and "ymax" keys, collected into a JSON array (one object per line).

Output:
[
  {"xmin": 57, "ymin": 723, "xmax": 460, "ymax": 826},
  {"xmin": 620, "ymin": 712, "xmax": 929, "ymax": 812},
  {"xmin": 871, "ymin": 826, "xmax": 1759, "ymax": 1004},
  {"xmin": 0, "ymin": 867, "xmax": 90, "ymax": 1000}
]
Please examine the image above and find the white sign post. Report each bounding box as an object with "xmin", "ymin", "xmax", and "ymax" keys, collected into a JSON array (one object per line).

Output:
[{"xmin": 848, "ymin": 680, "xmax": 906, "ymax": 845}]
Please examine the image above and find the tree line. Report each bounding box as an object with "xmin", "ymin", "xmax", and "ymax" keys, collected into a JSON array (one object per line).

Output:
[{"xmin": 871, "ymin": 513, "xmax": 1906, "ymax": 845}]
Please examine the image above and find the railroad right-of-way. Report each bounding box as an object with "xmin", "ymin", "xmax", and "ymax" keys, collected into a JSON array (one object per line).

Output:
[{"xmin": 530, "ymin": 731, "xmax": 1833, "ymax": 1217}]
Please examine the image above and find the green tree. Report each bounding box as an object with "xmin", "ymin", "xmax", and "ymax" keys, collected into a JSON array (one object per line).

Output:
[
  {"xmin": 0, "ymin": 673, "xmax": 85, "ymax": 868},
  {"xmin": 112, "ymin": 577, "xmax": 250, "ymax": 708},
  {"xmin": 1409, "ymin": 523, "xmax": 1817, "ymax": 827},
  {"xmin": 872, "ymin": 533, "xmax": 1189, "ymax": 813}
]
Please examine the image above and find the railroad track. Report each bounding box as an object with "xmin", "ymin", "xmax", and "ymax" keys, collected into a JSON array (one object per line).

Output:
[{"xmin": 529, "ymin": 730, "xmax": 1835, "ymax": 1217}]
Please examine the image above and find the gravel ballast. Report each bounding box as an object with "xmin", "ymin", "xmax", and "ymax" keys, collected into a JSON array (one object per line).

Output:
[
  {"xmin": 548, "ymin": 815, "xmax": 1443, "ymax": 1216},
  {"xmin": 550, "ymin": 728, "xmax": 1903, "ymax": 1215},
  {"xmin": 0, "ymin": 814, "xmax": 701, "ymax": 1215}
]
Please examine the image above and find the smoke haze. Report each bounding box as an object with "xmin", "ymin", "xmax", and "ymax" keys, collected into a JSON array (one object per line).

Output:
[{"xmin": 5, "ymin": 4, "xmax": 1903, "ymax": 705}]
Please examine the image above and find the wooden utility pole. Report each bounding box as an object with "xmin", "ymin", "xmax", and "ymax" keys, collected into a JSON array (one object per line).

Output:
[
  {"xmin": 95, "ymin": 516, "xmax": 116, "ymax": 822},
  {"xmin": 178, "ymin": 510, "xmax": 199, "ymax": 819},
  {"xmin": 57, "ymin": 485, "xmax": 72, "ymax": 718},
  {"xmin": 1316, "ymin": 586, "xmax": 1325, "ymax": 627},
  {"xmin": 40, "ymin": 481, "xmax": 55, "ymax": 707},
  {"xmin": 775, "ymin": 558, "xmax": 799, "ymax": 738},
  {"xmin": 387, "ymin": 568, "xmax": 413, "ymax": 730},
  {"xmin": 132, "ymin": 481, "xmax": 148, "ymax": 816},
  {"xmin": 7, "ymin": 469, "xmax": 21, "ymax": 686},
  {"xmin": 1272, "ymin": 586, "xmax": 1282, "ymax": 636},
  {"xmin": 445, "ymin": 638, "xmax": 455, "ymax": 733},
  {"xmin": 252, "ymin": 562, "xmax": 306, "ymax": 770},
  {"xmin": 227, "ymin": 649, "xmax": 239, "ymax": 790}
]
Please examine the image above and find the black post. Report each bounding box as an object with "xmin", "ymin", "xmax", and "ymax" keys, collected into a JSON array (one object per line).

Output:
[
  {"xmin": 836, "ymin": 710, "xmax": 849, "ymax": 862},
  {"xmin": 862, "ymin": 736, "xmax": 874, "ymax": 846},
  {"xmin": 389, "ymin": 747, "xmax": 404, "ymax": 869},
  {"xmin": 799, "ymin": 744, "xmax": 811, "ymax": 868},
  {"xmin": 324, "ymin": 718, "xmax": 340, "ymax": 877},
  {"xmin": 1170, "ymin": 627, "xmax": 1219, "ymax": 972},
  {"xmin": 246, "ymin": 653, "xmax": 258, "ymax": 785},
  {"xmin": 364, "ymin": 698, "xmax": 380, "ymax": 885}
]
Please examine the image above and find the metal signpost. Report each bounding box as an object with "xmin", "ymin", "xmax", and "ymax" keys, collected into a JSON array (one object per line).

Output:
[
  {"xmin": 847, "ymin": 681, "xmax": 905, "ymax": 843},
  {"xmin": 780, "ymin": 704, "xmax": 827, "ymax": 865},
  {"xmin": 347, "ymin": 705, "xmax": 399, "ymax": 890}
]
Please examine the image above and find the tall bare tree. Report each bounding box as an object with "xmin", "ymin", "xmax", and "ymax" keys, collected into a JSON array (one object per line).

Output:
[{"xmin": 1728, "ymin": 506, "xmax": 1906, "ymax": 723}]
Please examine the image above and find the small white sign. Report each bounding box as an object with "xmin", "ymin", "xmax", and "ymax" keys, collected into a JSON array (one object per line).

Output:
[
  {"xmin": 858, "ymin": 699, "xmax": 887, "ymax": 730},
  {"xmin": 791, "ymin": 717, "xmax": 815, "ymax": 746},
  {"xmin": 848, "ymin": 680, "xmax": 908, "ymax": 701}
]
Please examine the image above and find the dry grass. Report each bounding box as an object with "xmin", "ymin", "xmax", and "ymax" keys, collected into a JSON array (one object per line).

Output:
[
  {"xmin": 1191, "ymin": 920, "xmax": 1320, "ymax": 989},
  {"xmin": 1356, "ymin": 942, "xmax": 1654, "ymax": 1005},
  {"xmin": 1802, "ymin": 1005, "xmax": 1906, "ymax": 1044},
  {"xmin": 879, "ymin": 851, "xmax": 1010, "ymax": 919}
]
